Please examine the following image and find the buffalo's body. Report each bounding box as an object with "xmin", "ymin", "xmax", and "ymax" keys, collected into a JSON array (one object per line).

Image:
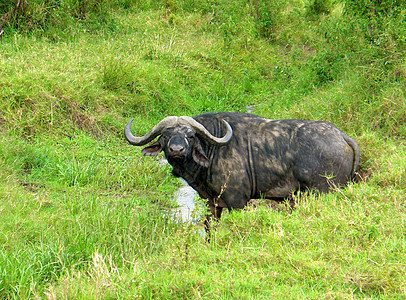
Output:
[{"xmin": 125, "ymin": 112, "xmax": 360, "ymax": 223}]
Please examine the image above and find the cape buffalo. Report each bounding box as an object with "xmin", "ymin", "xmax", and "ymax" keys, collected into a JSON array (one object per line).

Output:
[{"xmin": 124, "ymin": 112, "xmax": 360, "ymax": 227}]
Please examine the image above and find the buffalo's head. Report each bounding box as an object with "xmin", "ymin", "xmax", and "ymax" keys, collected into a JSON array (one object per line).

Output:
[{"xmin": 124, "ymin": 116, "xmax": 232, "ymax": 168}]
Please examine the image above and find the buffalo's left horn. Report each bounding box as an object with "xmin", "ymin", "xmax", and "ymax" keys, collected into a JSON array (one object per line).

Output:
[
  {"xmin": 178, "ymin": 116, "xmax": 233, "ymax": 145},
  {"xmin": 124, "ymin": 116, "xmax": 179, "ymax": 146}
]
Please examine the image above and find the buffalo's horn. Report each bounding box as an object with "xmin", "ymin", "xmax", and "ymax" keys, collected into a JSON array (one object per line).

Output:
[
  {"xmin": 125, "ymin": 116, "xmax": 233, "ymax": 146},
  {"xmin": 178, "ymin": 116, "xmax": 233, "ymax": 145},
  {"xmin": 124, "ymin": 116, "xmax": 179, "ymax": 146}
]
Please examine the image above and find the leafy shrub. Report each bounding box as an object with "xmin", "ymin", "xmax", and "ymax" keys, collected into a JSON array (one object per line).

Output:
[
  {"xmin": 0, "ymin": 0, "xmax": 112, "ymax": 33},
  {"xmin": 342, "ymin": 0, "xmax": 406, "ymax": 53},
  {"xmin": 343, "ymin": 0, "xmax": 405, "ymax": 18},
  {"xmin": 0, "ymin": 0, "xmax": 58, "ymax": 32},
  {"xmin": 250, "ymin": 0, "xmax": 287, "ymax": 39},
  {"xmin": 305, "ymin": 0, "xmax": 331, "ymax": 18}
]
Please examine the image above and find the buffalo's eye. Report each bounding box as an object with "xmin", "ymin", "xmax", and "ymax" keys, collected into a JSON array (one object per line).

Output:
[
  {"xmin": 186, "ymin": 132, "xmax": 194, "ymax": 139},
  {"xmin": 160, "ymin": 134, "xmax": 171, "ymax": 143},
  {"xmin": 161, "ymin": 129, "xmax": 174, "ymax": 140}
]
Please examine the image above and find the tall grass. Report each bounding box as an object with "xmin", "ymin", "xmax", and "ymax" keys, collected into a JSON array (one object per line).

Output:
[
  {"xmin": 0, "ymin": 0, "xmax": 405, "ymax": 298},
  {"xmin": 0, "ymin": 144, "xmax": 180, "ymax": 298}
]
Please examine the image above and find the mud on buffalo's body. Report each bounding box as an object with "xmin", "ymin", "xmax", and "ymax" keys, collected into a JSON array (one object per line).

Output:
[{"xmin": 124, "ymin": 112, "xmax": 360, "ymax": 223}]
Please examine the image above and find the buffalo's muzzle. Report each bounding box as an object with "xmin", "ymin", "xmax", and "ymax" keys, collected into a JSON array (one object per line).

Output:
[{"xmin": 169, "ymin": 144, "xmax": 185, "ymax": 156}]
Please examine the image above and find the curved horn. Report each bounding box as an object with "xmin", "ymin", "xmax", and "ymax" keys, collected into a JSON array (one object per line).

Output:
[
  {"xmin": 178, "ymin": 116, "xmax": 233, "ymax": 145},
  {"xmin": 124, "ymin": 116, "xmax": 179, "ymax": 146}
]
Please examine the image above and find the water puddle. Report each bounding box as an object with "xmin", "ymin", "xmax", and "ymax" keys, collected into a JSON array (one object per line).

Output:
[
  {"xmin": 159, "ymin": 158, "xmax": 199, "ymax": 223},
  {"xmin": 246, "ymin": 103, "xmax": 262, "ymax": 113},
  {"xmin": 172, "ymin": 179, "xmax": 198, "ymax": 223}
]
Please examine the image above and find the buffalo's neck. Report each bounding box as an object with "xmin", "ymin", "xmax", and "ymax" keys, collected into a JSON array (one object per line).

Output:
[
  {"xmin": 170, "ymin": 146, "xmax": 216, "ymax": 200},
  {"xmin": 171, "ymin": 160, "xmax": 200, "ymax": 182}
]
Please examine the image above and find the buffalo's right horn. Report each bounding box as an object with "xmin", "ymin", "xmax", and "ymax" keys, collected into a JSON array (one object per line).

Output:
[
  {"xmin": 124, "ymin": 116, "xmax": 179, "ymax": 146},
  {"xmin": 178, "ymin": 116, "xmax": 233, "ymax": 145}
]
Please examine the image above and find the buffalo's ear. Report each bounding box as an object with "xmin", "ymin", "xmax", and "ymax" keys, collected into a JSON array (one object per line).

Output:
[
  {"xmin": 192, "ymin": 140, "xmax": 210, "ymax": 168},
  {"xmin": 141, "ymin": 141, "xmax": 163, "ymax": 156}
]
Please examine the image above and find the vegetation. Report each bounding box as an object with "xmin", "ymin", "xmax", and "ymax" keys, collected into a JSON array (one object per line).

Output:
[{"xmin": 0, "ymin": 0, "xmax": 405, "ymax": 298}]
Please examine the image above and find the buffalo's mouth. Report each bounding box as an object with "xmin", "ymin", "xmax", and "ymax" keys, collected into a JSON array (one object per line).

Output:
[
  {"xmin": 168, "ymin": 154, "xmax": 185, "ymax": 159},
  {"xmin": 166, "ymin": 156, "xmax": 188, "ymax": 169},
  {"xmin": 166, "ymin": 152, "xmax": 188, "ymax": 162}
]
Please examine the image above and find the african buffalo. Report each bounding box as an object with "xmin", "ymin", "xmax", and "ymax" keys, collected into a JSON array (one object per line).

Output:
[{"xmin": 124, "ymin": 112, "xmax": 360, "ymax": 227}]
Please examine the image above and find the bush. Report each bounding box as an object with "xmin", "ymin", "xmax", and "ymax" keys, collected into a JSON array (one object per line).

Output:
[
  {"xmin": 305, "ymin": 0, "xmax": 331, "ymax": 18},
  {"xmin": 343, "ymin": 0, "xmax": 405, "ymax": 18},
  {"xmin": 0, "ymin": 0, "xmax": 113, "ymax": 33}
]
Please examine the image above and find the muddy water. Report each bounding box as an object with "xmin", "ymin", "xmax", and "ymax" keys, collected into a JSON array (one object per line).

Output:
[
  {"xmin": 158, "ymin": 158, "xmax": 199, "ymax": 223},
  {"xmin": 173, "ymin": 179, "xmax": 198, "ymax": 223}
]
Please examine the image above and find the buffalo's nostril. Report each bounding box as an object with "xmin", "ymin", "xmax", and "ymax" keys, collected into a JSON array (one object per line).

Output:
[{"xmin": 169, "ymin": 145, "xmax": 185, "ymax": 153}]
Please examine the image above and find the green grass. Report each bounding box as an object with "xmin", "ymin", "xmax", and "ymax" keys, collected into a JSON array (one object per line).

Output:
[{"xmin": 1, "ymin": 0, "xmax": 406, "ymax": 298}]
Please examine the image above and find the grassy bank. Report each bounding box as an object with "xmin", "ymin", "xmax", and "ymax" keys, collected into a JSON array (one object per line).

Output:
[{"xmin": 1, "ymin": 0, "xmax": 405, "ymax": 298}]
